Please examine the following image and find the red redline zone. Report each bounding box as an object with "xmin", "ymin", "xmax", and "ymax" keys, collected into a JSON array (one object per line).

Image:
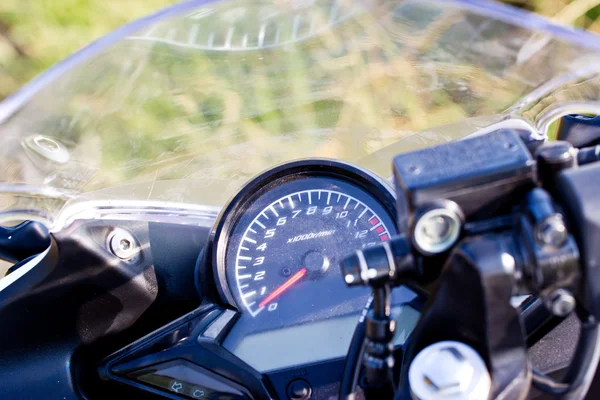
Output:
[{"xmin": 369, "ymin": 217, "xmax": 380, "ymax": 226}]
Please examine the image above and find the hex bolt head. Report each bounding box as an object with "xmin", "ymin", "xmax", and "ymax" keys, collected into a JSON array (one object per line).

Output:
[
  {"xmin": 413, "ymin": 208, "xmax": 462, "ymax": 255},
  {"xmin": 108, "ymin": 228, "xmax": 138, "ymax": 260},
  {"xmin": 409, "ymin": 341, "xmax": 491, "ymax": 400},
  {"xmin": 535, "ymin": 215, "xmax": 568, "ymax": 248},
  {"xmin": 422, "ymin": 347, "xmax": 473, "ymax": 393},
  {"xmin": 544, "ymin": 288, "xmax": 576, "ymax": 317}
]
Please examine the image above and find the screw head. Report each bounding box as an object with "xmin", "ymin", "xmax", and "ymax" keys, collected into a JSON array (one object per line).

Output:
[
  {"xmin": 423, "ymin": 347, "xmax": 474, "ymax": 393},
  {"xmin": 536, "ymin": 215, "xmax": 568, "ymax": 248},
  {"xmin": 108, "ymin": 228, "xmax": 138, "ymax": 260},
  {"xmin": 287, "ymin": 379, "xmax": 311, "ymax": 400},
  {"xmin": 413, "ymin": 208, "xmax": 462, "ymax": 255},
  {"xmin": 409, "ymin": 341, "xmax": 490, "ymax": 400},
  {"xmin": 545, "ymin": 288, "xmax": 576, "ymax": 317}
]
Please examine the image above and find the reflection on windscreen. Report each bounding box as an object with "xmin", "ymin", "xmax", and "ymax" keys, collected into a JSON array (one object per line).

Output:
[{"xmin": 0, "ymin": 0, "xmax": 597, "ymax": 227}]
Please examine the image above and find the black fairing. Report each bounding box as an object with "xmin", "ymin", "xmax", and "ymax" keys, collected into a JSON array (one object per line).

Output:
[
  {"xmin": 556, "ymin": 162, "xmax": 600, "ymax": 321},
  {"xmin": 0, "ymin": 219, "xmax": 208, "ymax": 399},
  {"xmin": 0, "ymin": 221, "xmax": 50, "ymax": 265},
  {"xmin": 556, "ymin": 115, "xmax": 600, "ymax": 148}
]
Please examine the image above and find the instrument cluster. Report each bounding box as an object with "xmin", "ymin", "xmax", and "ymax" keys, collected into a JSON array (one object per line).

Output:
[{"xmin": 204, "ymin": 159, "xmax": 421, "ymax": 373}]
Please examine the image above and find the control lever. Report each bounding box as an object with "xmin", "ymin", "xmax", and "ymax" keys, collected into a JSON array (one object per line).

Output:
[
  {"xmin": 339, "ymin": 129, "xmax": 600, "ymax": 400},
  {"xmin": 340, "ymin": 236, "xmax": 417, "ymax": 399}
]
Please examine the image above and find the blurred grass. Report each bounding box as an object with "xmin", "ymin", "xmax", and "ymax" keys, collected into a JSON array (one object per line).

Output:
[
  {"xmin": 0, "ymin": 0, "xmax": 179, "ymax": 100},
  {"xmin": 0, "ymin": 0, "xmax": 595, "ymax": 281},
  {"xmin": 0, "ymin": 0, "xmax": 599, "ymax": 102},
  {"xmin": 0, "ymin": 0, "xmax": 595, "ymax": 279}
]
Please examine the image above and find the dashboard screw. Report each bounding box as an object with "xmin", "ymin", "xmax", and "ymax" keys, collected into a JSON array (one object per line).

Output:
[
  {"xmin": 536, "ymin": 215, "xmax": 568, "ymax": 248},
  {"xmin": 108, "ymin": 228, "xmax": 138, "ymax": 260},
  {"xmin": 545, "ymin": 288, "xmax": 576, "ymax": 317},
  {"xmin": 287, "ymin": 379, "xmax": 311, "ymax": 400}
]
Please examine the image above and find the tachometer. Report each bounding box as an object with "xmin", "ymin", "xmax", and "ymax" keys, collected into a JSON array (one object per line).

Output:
[
  {"xmin": 211, "ymin": 159, "xmax": 396, "ymax": 322},
  {"xmin": 234, "ymin": 187, "xmax": 391, "ymax": 316}
]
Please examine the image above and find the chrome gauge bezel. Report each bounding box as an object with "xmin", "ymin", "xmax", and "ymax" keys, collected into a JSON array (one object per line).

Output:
[{"xmin": 207, "ymin": 158, "xmax": 397, "ymax": 313}]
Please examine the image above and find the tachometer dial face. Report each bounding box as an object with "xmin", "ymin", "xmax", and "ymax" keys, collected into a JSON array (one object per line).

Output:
[{"xmin": 217, "ymin": 163, "xmax": 396, "ymax": 321}]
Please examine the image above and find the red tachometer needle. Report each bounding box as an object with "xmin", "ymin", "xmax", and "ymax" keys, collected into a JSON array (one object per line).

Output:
[{"xmin": 258, "ymin": 268, "xmax": 307, "ymax": 308}]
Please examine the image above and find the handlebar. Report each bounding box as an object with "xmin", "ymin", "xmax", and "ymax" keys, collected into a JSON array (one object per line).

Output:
[{"xmin": 339, "ymin": 128, "xmax": 600, "ymax": 400}]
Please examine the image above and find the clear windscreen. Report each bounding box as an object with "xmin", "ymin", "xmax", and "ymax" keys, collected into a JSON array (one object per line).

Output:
[{"xmin": 2, "ymin": 0, "xmax": 600, "ymax": 229}]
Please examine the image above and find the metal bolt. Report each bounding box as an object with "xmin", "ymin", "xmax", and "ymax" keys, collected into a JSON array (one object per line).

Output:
[
  {"xmin": 423, "ymin": 348, "xmax": 473, "ymax": 394},
  {"xmin": 409, "ymin": 341, "xmax": 491, "ymax": 400},
  {"xmin": 536, "ymin": 215, "xmax": 568, "ymax": 248},
  {"xmin": 108, "ymin": 228, "xmax": 138, "ymax": 260},
  {"xmin": 545, "ymin": 288, "xmax": 576, "ymax": 317},
  {"xmin": 414, "ymin": 208, "xmax": 462, "ymax": 255}
]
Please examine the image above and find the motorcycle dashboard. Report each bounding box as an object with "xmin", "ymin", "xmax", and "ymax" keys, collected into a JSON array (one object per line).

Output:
[{"xmin": 204, "ymin": 159, "xmax": 423, "ymax": 373}]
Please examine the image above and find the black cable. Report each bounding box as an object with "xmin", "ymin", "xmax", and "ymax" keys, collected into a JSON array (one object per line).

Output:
[
  {"xmin": 340, "ymin": 295, "xmax": 372, "ymax": 400},
  {"xmin": 372, "ymin": 285, "xmax": 391, "ymax": 319},
  {"xmin": 362, "ymin": 285, "xmax": 396, "ymax": 399}
]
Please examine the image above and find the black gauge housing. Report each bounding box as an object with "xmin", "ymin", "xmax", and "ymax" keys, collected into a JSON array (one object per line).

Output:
[{"xmin": 205, "ymin": 159, "xmax": 398, "ymax": 314}]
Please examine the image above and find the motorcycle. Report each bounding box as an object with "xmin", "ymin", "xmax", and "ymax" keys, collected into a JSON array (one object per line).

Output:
[{"xmin": 2, "ymin": 0, "xmax": 600, "ymax": 399}]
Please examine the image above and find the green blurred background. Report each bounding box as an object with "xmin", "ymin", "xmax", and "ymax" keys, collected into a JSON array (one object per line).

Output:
[{"xmin": 0, "ymin": 0, "xmax": 599, "ymax": 102}]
